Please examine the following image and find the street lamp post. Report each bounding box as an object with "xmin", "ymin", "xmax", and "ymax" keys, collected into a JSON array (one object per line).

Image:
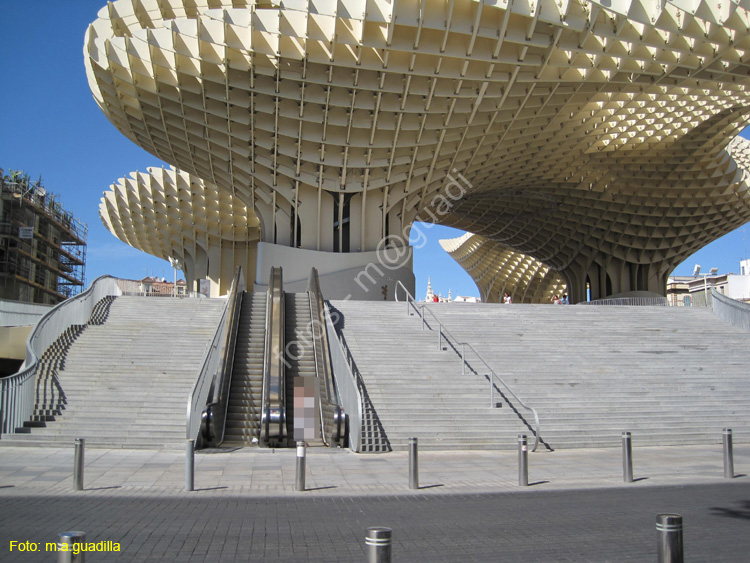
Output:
[{"xmin": 693, "ymin": 265, "xmax": 719, "ymax": 306}]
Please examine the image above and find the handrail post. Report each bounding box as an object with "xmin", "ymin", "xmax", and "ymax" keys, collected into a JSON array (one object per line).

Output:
[
  {"xmin": 421, "ymin": 306, "xmax": 425, "ymax": 330},
  {"xmin": 461, "ymin": 343, "xmax": 465, "ymax": 376},
  {"xmin": 437, "ymin": 325, "xmax": 441, "ymax": 350},
  {"xmin": 489, "ymin": 373, "xmax": 493, "ymax": 408}
]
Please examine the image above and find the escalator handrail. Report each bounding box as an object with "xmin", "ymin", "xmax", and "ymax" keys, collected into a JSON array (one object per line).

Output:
[
  {"xmin": 186, "ymin": 267, "xmax": 243, "ymax": 445},
  {"xmin": 203, "ymin": 268, "xmax": 245, "ymax": 446},
  {"xmin": 323, "ymin": 306, "xmax": 362, "ymax": 451},
  {"xmin": 260, "ymin": 267, "xmax": 286, "ymax": 445},
  {"xmin": 307, "ymin": 267, "xmax": 344, "ymax": 446}
]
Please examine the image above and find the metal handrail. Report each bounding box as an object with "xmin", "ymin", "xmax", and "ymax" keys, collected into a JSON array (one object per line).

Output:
[
  {"xmin": 579, "ymin": 297, "xmax": 667, "ymax": 306},
  {"xmin": 711, "ymin": 288, "xmax": 750, "ymax": 331},
  {"xmin": 1, "ymin": 275, "xmax": 122, "ymax": 438},
  {"xmin": 260, "ymin": 267, "xmax": 286, "ymax": 446},
  {"xmin": 118, "ymin": 290, "xmax": 204, "ymax": 299},
  {"xmin": 395, "ymin": 281, "xmax": 541, "ymax": 452},
  {"xmin": 185, "ymin": 277, "xmax": 234, "ymax": 443},
  {"xmin": 307, "ymin": 269, "xmax": 329, "ymax": 445},
  {"xmin": 185, "ymin": 267, "xmax": 244, "ymax": 446},
  {"xmin": 307, "ymin": 267, "xmax": 345, "ymax": 446},
  {"xmin": 184, "ymin": 274, "xmax": 233, "ymax": 442}
]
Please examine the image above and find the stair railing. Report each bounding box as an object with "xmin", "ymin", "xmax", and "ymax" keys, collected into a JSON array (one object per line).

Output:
[
  {"xmin": 186, "ymin": 267, "xmax": 244, "ymax": 447},
  {"xmin": 579, "ymin": 297, "xmax": 667, "ymax": 306},
  {"xmin": 1, "ymin": 276, "xmax": 122, "ymax": 438},
  {"xmin": 260, "ymin": 267, "xmax": 286, "ymax": 446},
  {"xmin": 710, "ymin": 288, "xmax": 750, "ymax": 331},
  {"xmin": 307, "ymin": 267, "xmax": 346, "ymax": 446},
  {"xmin": 394, "ymin": 281, "xmax": 541, "ymax": 452}
]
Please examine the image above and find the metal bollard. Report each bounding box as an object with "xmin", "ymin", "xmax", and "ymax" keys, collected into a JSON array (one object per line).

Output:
[
  {"xmin": 622, "ymin": 431, "xmax": 633, "ymax": 483},
  {"xmin": 296, "ymin": 441, "xmax": 306, "ymax": 492},
  {"xmin": 723, "ymin": 428, "xmax": 734, "ymax": 479},
  {"xmin": 365, "ymin": 527, "xmax": 392, "ymax": 563},
  {"xmin": 58, "ymin": 531, "xmax": 86, "ymax": 563},
  {"xmin": 656, "ymin": 514, "xmax": 683, "ymax": 563},
  {"xmin": 518, "ymin": 434, "xmax": 528, "ymax": 486},
  {"xmin": 185, "ymin": 439, "xmax": 194, "ymax": 492},
  {"xmin": 409, "ymin": 437, "xmax": 419, "ymax": 490},
  {"xmin": 73, "ymin": 438, "xmax": 85, "ymax": 491}
]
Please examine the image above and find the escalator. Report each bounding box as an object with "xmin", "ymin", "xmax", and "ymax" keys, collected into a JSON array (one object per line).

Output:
[
  {"xmin": 222, "ymin": 292, "xmax": 265, "ymax": 446},
  {"xmin": 199, "ymin": 267, "xmax": 347, "ymax": 449},
  {"xmin": 284, "ymin": 292, "xmax": 321, "ymax": 446}
]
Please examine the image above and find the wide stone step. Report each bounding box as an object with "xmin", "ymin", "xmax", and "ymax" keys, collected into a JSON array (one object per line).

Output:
[
  {"xmin": 15, "ymin": 296, "xmax": 225, "ymax": 447},
  {"xmin": 332, "ymin": 299, "xmax": 750, "ymax": 451}
]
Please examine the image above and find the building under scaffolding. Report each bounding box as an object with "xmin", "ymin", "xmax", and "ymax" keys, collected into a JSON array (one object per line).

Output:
[{"xmin": 0, "ymin": 169, "xmax": 87, "ymax": 305}]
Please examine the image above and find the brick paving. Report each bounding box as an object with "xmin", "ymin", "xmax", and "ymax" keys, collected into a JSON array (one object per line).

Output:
[{"xmin": 1, "ymin": 443, "xmax": 749, "ymax": 561}]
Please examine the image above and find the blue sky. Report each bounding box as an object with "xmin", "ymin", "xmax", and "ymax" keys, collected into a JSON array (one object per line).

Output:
[{"xmin": 2, "ymin": 2, "xmax": 749, "ymax": 300}]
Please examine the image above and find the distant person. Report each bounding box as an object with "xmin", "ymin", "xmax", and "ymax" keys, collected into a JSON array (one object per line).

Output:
[
  {"xmin": 503, "ymin": 292, "xmax": 512, "ymax": 304},
  {"xmin": 551, "ymin": 294, "xmax": 561, "ymax": 304},
  {"xmin": 561, "ymin": 294, "xmax": 569, "ymax": 304},
  {"xmin": 433, "ymin": 294, "xmax": 439, "ymax": 302}
]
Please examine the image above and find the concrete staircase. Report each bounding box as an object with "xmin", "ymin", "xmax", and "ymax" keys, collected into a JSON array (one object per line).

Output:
[
  {"xmin": 223, "ymin": 292, "xmax": 265, "ymax": 446},
  {"xmin": 330, "ymin": 300, "xmax": 750, "ymax": 451},
  {"xmin": 24, "ymin": 296, "xmax": 116, "ymax": 428},
  {"xmin": 1, "ymin": 296, "xmax": 224, "ymax": 449},
  {"xmin": 331, "ymin": 301, "xmax": 514, "ymax": 451}
]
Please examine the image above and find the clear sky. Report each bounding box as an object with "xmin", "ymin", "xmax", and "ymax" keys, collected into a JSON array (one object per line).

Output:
[{"xmin": 2, "ymin": 1, "xmax": 749, "ymax": 301}]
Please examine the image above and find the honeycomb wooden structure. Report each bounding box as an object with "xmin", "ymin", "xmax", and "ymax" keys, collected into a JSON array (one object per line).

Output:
[{"xmin": 86, "ymin": 0, "xmax": 750, "ymax": 301}]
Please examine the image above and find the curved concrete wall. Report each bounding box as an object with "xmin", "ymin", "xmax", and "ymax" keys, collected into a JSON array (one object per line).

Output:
[{"xmin": 254, "ymin": 242, "xmax": 415, "ymax": 300}]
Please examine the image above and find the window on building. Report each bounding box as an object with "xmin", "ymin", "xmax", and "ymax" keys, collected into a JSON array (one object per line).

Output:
[
  {"xmin": 333, "ymin": 193, "xmax": 352, "ymax": 253},
  {"xmin": 291, "ymin": 205, "xmax": 301, "ymax": 248}
]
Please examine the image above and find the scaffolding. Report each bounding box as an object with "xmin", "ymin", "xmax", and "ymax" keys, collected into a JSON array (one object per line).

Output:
[{"xmin": 0, "ymin": 169, "xmax": 87, "ymax": 305}]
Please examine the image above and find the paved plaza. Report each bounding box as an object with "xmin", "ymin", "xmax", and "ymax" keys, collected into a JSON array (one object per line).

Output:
[{"xmin": 1, "ymin": 442, "xmax": 749, "ymax": 561}]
